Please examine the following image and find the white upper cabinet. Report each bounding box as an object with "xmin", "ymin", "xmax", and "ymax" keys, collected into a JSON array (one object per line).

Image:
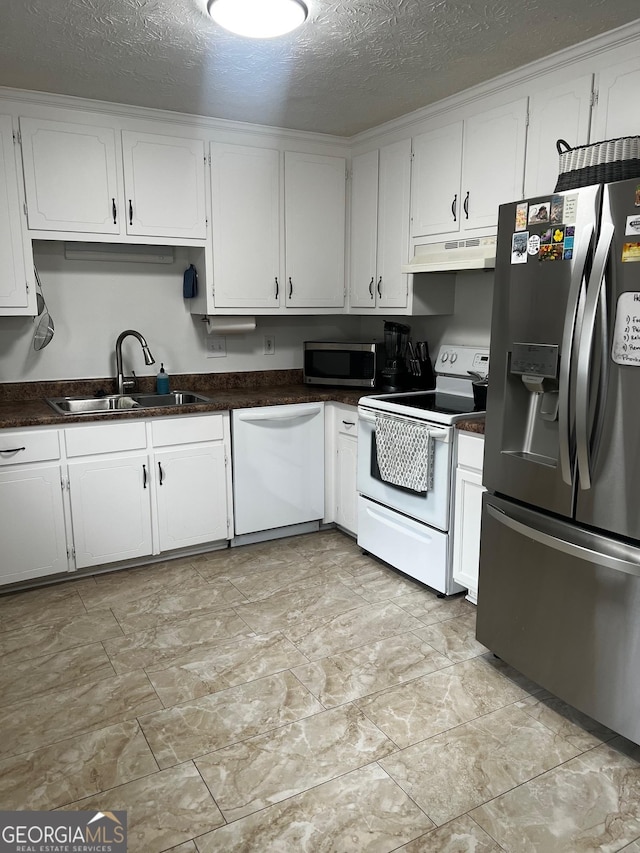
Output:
[
  {"xmin": 592, "ymin": 56, "xmax": 640, "ymax": 140},
  {"xmin": 20, "ymin": 116, "xmax": 121, "ymax": 234},
  {"xmin": 121, "ymin": 130, "xmax": 206, "ymax": 239},
  {"xmin": 411, "ymin": 98, "xmax": 527, "ymax": 239},
  {"xmin": 20, "ymin": 118, "xmax": 206, "ymax": 240},
  {"xmin": 209, "ymin": 143, "xmax": 280, "ymax": 309},
  {"xmin": 350, "ymin": 139, "xmax": 411, "ymax": 311},
  {"xmin": 0, "ymin": 114, "xmax": 35, "ymax": 314},
  {"xmin": 524, "ymin": 75, "xmax": 594, "ymax": 198},
  {"xmin": 461, "ymin": 98, "xmax": 528, "ymax": 230},
  {"xmin": 411, "ymin": 122, "xmax": 464, "ymax": 238},
  {"xmin": 284, "ymin": 151, "xmax": 346, "ymax": 308}
]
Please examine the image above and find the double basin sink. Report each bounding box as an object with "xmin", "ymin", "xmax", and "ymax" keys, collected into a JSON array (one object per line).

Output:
[{"xmin": 46, "ymin": 391, "xmax": 211, "ymax": 416}]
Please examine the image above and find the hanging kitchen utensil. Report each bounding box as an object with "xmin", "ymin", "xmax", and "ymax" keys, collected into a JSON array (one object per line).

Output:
[{"xmin": 33, "ymin": 266, "xmax": 55, "ymax": 351}]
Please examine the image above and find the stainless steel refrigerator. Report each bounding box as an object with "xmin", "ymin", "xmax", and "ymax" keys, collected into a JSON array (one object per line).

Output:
[{"xmin": 477, "ymin": 177, "xmax": 640, "ymax": 743}]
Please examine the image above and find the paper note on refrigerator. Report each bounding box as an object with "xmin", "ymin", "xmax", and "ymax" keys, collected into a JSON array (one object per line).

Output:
[{"xmin": 612, "ymin": 292, "xmax": 640, "ymax": 365}]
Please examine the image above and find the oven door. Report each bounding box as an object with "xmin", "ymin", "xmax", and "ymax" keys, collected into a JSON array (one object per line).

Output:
[{"xmin": 357, "ymin": 408, "xmax": 453, "ymax": 531}]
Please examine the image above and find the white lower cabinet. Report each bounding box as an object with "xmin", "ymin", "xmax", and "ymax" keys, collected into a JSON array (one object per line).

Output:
[
  {"xmin": 0, "ymin": 429, "xmax": 69, "ymax": 585},
  {"xmin": 452, "ymin": 431, "xmax": 485, "ymax": 604},
  {"xmin": 324, "ymin": 403, "xmax": 358, "ymax": 536}
]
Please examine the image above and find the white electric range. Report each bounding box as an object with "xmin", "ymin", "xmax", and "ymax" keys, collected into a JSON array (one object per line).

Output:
[{"xmin": 357, "ymin": 343, "xmax": 489, "ymax": 595}]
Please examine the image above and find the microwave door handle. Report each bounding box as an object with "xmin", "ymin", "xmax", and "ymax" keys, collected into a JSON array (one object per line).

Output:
[
  {"xmin": 575, "ymin": 217, "xmax": 614, "ymax": 490},
  {"xmin": 558, "ymin": 222, "xmax": 593, "ymax": 486}
]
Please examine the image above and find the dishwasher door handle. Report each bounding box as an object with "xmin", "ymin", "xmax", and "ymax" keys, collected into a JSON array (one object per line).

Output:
[{"xmin": 235, "ymin": 404, "xmax": 323, "ymax": 423}]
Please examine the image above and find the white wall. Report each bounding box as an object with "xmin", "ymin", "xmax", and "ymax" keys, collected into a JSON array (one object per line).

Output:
[{"xmin": 0, "ymin": 241, "xmax": 365, "ymax": 383}]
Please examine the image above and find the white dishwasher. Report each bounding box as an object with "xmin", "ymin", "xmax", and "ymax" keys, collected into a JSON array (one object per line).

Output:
[{"xmin": 231, "ymin": 402, "xmax": 325, "ymax": 540}]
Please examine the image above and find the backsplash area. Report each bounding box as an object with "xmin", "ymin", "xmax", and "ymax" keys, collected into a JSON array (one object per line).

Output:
[{"xmin": 0, "ymin": 241, "xmax": 493, "ymax": 384}]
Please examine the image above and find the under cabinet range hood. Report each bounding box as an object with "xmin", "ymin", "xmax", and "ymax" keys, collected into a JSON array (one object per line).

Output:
[{"xmin": 402, "ymin": 236, "xmax": 497, "ymax": 273}]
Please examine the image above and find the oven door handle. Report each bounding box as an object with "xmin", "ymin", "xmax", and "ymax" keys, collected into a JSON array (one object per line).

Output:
[{"xmin": 358, "ymin": 409, "xmax": 451, "ymax": 443}]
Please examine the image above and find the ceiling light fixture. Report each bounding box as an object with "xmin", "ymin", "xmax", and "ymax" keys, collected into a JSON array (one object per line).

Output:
[{"xmin": 207, "ymin": 0, "xmax": 308, "ymax": 38}]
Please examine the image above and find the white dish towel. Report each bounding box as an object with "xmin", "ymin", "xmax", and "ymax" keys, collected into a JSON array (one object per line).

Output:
[{"xmin": 375, "ymin": 414, "xmax": 434, "ymax": 493}]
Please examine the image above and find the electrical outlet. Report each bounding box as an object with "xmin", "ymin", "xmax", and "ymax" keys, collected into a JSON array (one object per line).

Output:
[
  {"xmin": 264, "ymin": 335, "xmax": 275, "ymax": 355},
  {"xmin": 206, "ymin": 335, "xmax": 227, "ymax": 358}
]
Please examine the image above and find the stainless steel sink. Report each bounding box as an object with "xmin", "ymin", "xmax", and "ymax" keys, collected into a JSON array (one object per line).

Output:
[{"xmin": 45, "ymin": 391, "xmax": 211, "ymax": 415}]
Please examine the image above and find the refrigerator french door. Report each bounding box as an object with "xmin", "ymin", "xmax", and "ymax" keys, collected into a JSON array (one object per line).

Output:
[{"xmin": 477, "ymin": 178, "xmax": 640, "ymax": 744}]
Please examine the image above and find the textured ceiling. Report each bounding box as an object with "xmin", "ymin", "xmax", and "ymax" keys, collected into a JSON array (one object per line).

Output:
[{"xmin": 0, "ymin": 0, "xmax": 639, "ymax": 137}]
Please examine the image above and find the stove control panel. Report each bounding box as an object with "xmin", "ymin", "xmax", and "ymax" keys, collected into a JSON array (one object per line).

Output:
[{"xmin": 436, "ymin": 344, "xmax": 490, "ymax": 378}]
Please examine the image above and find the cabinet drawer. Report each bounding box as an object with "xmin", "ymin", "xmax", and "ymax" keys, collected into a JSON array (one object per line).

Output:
[
  {"xmin": 65, "ymin": 421, "xmax": 147, "ymax": 457},
  {"xmin": 151, "ymin": 414, "xmax": 224, "ymax": 447},
  {"xmin": 336, "ymin": 407, "xmax": 358, "ymax": 437},
  {"xmin": 0, "ymin": 429, "xmax": 60, "ymax": 466},
  {"xmin": 457, "ymin": 431, "xmax": 485, "ymax": 471}
]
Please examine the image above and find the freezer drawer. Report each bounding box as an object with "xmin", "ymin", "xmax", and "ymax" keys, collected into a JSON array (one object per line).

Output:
[
  {"xmin": 357, "ymin": 496, "xmax": 463, "ymax": 595},
  {"xmin": 477, "ymin": 492, "xmax": 640, "ymax": 744}
]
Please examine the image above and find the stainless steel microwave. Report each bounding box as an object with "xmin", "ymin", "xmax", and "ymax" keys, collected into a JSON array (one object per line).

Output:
[{"xmin": 303, "ymin": 341, "xmax": 384, "ymax": 388}]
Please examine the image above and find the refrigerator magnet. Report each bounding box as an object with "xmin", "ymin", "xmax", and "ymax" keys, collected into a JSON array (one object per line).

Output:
[
  {"xmin": 622, "ymin": 242, "xmax": 640, "ymax": 263},
  {"xmin": 539, "ymin": 244, "xmax": 563, "ymax": 261},
  {"xmin": 550, "ymin": 196, "xmax": 564, "ymax": 224},
  {"xmin": 511, "ymin": 232, "xmax": 528, "ymax": 263},
  {"xmin": 625, "ymin": 215, "xmax": 640, "ymax": 236},
  {"xmin": 515, "ymin": 202, "xmax": 528, "ymax": 230},
  {"xmin": 528, "ymin": 202, "xmax": 550, "ymax": 224},
  {"xmin": 527, "ymin": 234, "xmax": 541, "ymax": 255}
]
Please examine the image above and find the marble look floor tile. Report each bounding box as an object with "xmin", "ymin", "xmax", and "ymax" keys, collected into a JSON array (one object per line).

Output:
[
  {"xmin": 103, "ymin": 609, "xmax": 253, "ymax": 674},
  {"xmin": 194, "ymin": 540, "xmax": 302, "ymax": 580},
  {"xmin": 195, "ymin": 763, "xmax": 434, "ymax": 853},
  {"xmin": 0, "ymin": 642, "xmax": 115, "ymax": 707},
  {"xmin": 284, "ymin": 600, "xmax": 427, "ymax": 661},
  {"xmin": 111, "ymin": 578, "xmax": 249, "ymax": 633},
  {"xmin": 471, "ymin": 739, "xmax": 640, "ymax": 853},
  {"xmin": 62, "ymin": 762, "xmax": 224, "ymax": 853},
  {"xmin": 381, "ymin": 704, "xmax": 580, "ymax": 826},
  {"xmin": 292, "ymin": 632, "xmax": 451, "ymax": 707},
  {"xmin": 516, "ymin": 689, "xmax": 617, "ymax": 751},
  {"xmin": 356, "ymin": 655, "xmax": 530, "ymax": 748},
  {"xmin": 0, "ymin": 670, "xmax": 162, "ymax": 758},
  {"xmin": 0, "ymin": 720, "xmax": 158, "ymax": 810},
  {"xmin": 394, "ymin": 590, "xmax": 474, "ymax": 626},
  {"xmin": 165, "ymin": 843, "xmax": 197, "ymax": 853},
  {"xmin": 620, "ymin": 840, "xmax": 640, "ymax": 852},
  {"xmin": 76, "ymin": 560, "xmax": 209, "ymax": 611},
  {"xmin": 413, "ymin": 613, "xmax": 487, "ymax": 663},
  {"xmin": 0, "ymin": 582, "xmax": 87, "ymax": 632},
  {"xmin": 479, "ymin": 652, "xmax": 544, "ymax": 695},
  {"xmin": 285, "ymin": 529, "xmax": 359, "ymax": 556},
  {"xmin": 0, "ymin": 609, "xmax": 122, "ymax": 664},
  {"xmin": 225, "ymin": 561, "xmax": 346, "ymax": 602},
  {"xmin": 148, "ymin": 631, "xmax": 308, "ymax": 706},
  {"xmin": 196, "ymin": 703, "xmax": 395, "ymax": 820},
  {"xmin": 140, "ymin": 671, "xmax": 323, "ymax": 767},
  {"xmin": 340, "ymin": 568, "xmax": 424, "ymax": 603},
  {"xmin": 234, "ymin": 581, "xmax": 366, "ymax": 634},
  {"xmin": 397, "ymin": 815, "xmax": 504, "ymax": 852}
]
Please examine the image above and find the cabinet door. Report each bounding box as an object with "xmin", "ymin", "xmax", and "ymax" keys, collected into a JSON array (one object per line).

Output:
[
  {"xmin": 524, "ymin": 75, "xmax": 593, "ymax": 198},
  {"xmin": 0, "ymin": 115, "xmax": 32, "ymax": 312},
  {"xmin": 122, "ymin": 130, "xmax": 207, "ymax": 239},
  {"xmin": 68, "ymin": 453, "xmax": 152, "ymax": 568},
  {"xmin": 592, "ymin": 57, "xmax": 640, "ymax": 140},
  {"xmin": 461, "ymin": 99, "xmax": 527, "ymax": 232},
  {"xmin": 0, "ymin": 464, "xmax": 68, "ymax": 585},
  {"xmin": 155, "ymin": 445, "xmax": 228, "ymax": 551},
  {"xmin": 377, "ymin": 139, "xmax": 411, "ymax": 310},
  {"xmin": 349, "ymin": 149, "xmax": 379, "ymax": 309},
  {"xmin": 20, "ymin": 117, "xmax": 120, "ymax": 234},
  {"xmin": 284, "ymin": 152, "xmax": 345, "ymax": 308},
  {"xmin": 411, "ymin": 122, "xmax": 463, "ymax": 237},
  {"xmin": 452, "ymin": 465, "xmax": 485, "ymax": 604},
  {"xmin": 210, "ymin": 143, "xmax": 280, "ymax": 308},
  {"xmin": 336, "ymin": 432, "xmax": 358, "ymax": 535}
]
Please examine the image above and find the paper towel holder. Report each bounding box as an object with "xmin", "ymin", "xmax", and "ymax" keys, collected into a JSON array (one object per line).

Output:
[{"xmin": 202, "ymin": 316, "xmax": 257, "ymax": 335}]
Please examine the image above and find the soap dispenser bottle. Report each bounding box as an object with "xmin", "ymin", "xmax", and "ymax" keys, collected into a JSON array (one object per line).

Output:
[{"xmin": 156, "ymin": 363, "xmax": 170, "ymax": 394}]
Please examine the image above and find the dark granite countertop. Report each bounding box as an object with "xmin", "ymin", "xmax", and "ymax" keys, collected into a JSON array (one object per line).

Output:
[
  {"xmin": 0, "ymin": 370, "xmax": 367, "ymax": 430},
  {"xmin": 456, "ymin": 418, "xmax": 486, "ymax": 435}
]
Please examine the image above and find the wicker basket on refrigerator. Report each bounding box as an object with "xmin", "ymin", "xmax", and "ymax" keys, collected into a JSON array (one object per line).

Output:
[{"xmin": 554, "ymin": 136, "xmax": 640, "ymax": 191}]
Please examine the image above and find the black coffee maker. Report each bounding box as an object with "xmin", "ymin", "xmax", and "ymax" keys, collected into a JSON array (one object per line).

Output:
[{"xmin": 380, "ymin": 321, "xmax": 411, "ymax": 392}]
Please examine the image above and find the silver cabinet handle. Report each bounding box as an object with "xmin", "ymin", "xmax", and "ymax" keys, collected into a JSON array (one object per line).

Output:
[{"xmin": 0, "ymin": 446, "xmax": 26, "ymax": 454}]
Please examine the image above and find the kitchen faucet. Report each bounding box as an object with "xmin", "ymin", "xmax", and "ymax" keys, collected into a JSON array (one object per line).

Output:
[{"xmin": 115, "ymin": 330, "xmax": 155, "ymax": 395}]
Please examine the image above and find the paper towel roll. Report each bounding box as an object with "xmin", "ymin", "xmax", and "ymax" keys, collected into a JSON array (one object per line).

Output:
[{"xmin": 205, "ymin": 316, "xmax": 257, "ymax": 334}]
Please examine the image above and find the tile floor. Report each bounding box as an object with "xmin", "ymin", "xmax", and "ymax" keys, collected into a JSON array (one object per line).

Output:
[{"xmin": 2, "ymin": 529, "xmax": 640, "ymax": 852}]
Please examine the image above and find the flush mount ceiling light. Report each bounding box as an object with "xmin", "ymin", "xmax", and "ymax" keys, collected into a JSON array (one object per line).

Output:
[{"xmin": 207, "ymin": 0, "xmax": 308, "ymax": 38}]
